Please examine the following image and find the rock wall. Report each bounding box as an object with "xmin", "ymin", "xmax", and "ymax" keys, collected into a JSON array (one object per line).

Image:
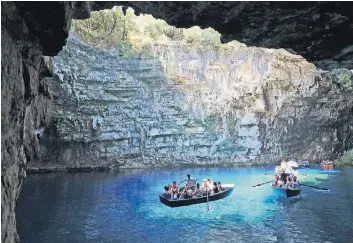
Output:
[
  {"xmin": 1, "ymin": 3, "xmax": 53, "ymax": 242},
  {"xmin": 1, "ymin": 2, "xmax": 352, "ymax": 242},
  {"xmin": 32, "ymin": 36, "xmax": 353, "ymax": 170}
]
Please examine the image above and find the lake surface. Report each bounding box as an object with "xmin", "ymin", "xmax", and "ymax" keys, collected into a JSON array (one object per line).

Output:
[{"xmin": 16, "ymin": 166, "xmax": 353, "ymax": 243}]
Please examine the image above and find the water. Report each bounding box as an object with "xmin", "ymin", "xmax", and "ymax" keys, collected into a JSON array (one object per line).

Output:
[{"xmin": 16, "ymin": 166, "xmax": 353, "ymax": 243}]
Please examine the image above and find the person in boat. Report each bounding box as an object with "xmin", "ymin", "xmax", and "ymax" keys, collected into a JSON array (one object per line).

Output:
[
  {"xmin": 180, "ymin": 174, "xmax": 197, "ymax": 191},
  {"xmin": 292, "ymin": 176, "xmax": 300, "ymax": 188},
  {"xmin": 162, "ymin": 186, "xmax": 172, "ymax": 199},
  {"xmin": 207, "ymin": 178, "xmax": 214, "ymax": 192},
  {"xmin": 170, "ymin": 181, "xmax": 179, "ymax": 198},
  {"xmin": 217, "ymin": 181, "xmax": 224, "ymax": 191},
  {"xmin": 192, "ymin": 183, "xmax": 203, "ymax": 198},
  {"xmin": 280, "ymin": 170, "xmax": 287, "ymax": 184},
  {"xmin": 178, "ymin": 187, "xmax": 192, "ymax": 199},
  {"xmin": 201, "ymin": 179, "xmax": 208, "ymax": 193},
  {"xmin": 213, "ymin": 182, "xmax": 219, "ymax": 193},
  {"xmin": 286, "ymin": 176, "xmax": 293, "ymax": 189},
  {"xmin": 277, "ymin": 174, "xmax": 285, "ymax": 187}
]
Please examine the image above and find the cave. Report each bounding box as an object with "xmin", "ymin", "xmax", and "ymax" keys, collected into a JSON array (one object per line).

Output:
[{"xmin": 1, "ymin": 2, "xmax": 353, "ymax": 243}]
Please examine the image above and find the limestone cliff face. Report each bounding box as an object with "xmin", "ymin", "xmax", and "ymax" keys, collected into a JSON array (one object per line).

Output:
[
  {"xmin": 32, "ymin": 36, "xmax": 353, "ymax": 170},
  {"xmin": 1, "ymin": 3, "xmax": 53, "ymax": 242}
]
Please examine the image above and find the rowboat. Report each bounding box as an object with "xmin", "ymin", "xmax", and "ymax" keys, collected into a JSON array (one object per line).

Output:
[
  {"xmin": 159, "ymin": 184, "xmax": 234, "ymax": 208},
  {"xmin": 272, "ymin": 185, "xmax": 301, "ymax": 198}
]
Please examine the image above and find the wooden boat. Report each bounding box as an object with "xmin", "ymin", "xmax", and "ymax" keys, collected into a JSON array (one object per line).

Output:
[
  {"xmin": 272, "ymin": 185, "xmax": 301, "ymax": 198},
  {"xmin": 159, "ymin": 184, "xmax": 234, "ymax": 208}
]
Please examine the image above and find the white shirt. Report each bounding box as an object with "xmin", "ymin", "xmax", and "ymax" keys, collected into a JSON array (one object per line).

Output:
[{"xmin": 186, "ymin": 178, "xmax": 196, "ymax": 187}]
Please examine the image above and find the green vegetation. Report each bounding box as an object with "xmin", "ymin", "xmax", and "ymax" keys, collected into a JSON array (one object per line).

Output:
[
  {"xmin": 72, "ymin": 7, "xmax": 222, "ymax": 56},
  {"xmin": 334, "ymin": 149, "xmax": 353, "ymax": 166}
]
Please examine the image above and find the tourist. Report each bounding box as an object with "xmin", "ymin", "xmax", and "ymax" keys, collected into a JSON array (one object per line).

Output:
[
  {"xmin": 277, "ymin": 178, "xmax": 285, "ymax": 187},
  {"xmin": 207, "ymin": 178, "xmax": 214, "ymax": 192},
  {"xmin": 213, "ymin": 182, "xmax": 219, "ymax": 193},
  {"xmin": 180, "ymin": 174, "xmax": 197, "ymax": 191},
  {"xmin": 192, "ymin": 183, "xmax": 203, "ymax": 197},
  {"xmin": 286, "ymin": 176, "xmax": 292, "ymax": 189},
  {"xmin": 170, "ymin": 181, "xmax": 179, "ymax": 197},
  {"xmin": 162, "ymin": 186, "xmax": 172, "ymax": 199},
  {"xmin": 280, "ymin": 170, "xmax": 287, "ymax": 184},
  {"xmin": 217, "ymin": 181, "xmax": 224, "ymax": 191},
  {"xmin": 201, "ymin": 179, "xmax": 208, "ymax": 192},
  {"xmin": 292, "ymin": 176, "xmax": 300, "ymax": 188}
]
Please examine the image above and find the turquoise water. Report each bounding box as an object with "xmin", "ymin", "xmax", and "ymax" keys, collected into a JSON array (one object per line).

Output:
[{"xmin": 16, "ymin": 166, "xmax": 353, "ymax": 243}]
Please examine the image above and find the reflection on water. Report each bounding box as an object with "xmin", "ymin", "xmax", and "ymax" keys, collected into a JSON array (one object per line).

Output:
[{"xmin": 16, "ymin": 166, "xmax": 353, "ymax": 243}]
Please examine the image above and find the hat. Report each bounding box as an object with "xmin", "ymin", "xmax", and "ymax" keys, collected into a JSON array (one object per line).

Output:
[{"xmin": 203, "ymin": 179, "xmax": 207, "ymax": 182}]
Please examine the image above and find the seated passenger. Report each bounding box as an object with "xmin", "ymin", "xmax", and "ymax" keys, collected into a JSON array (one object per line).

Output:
[
  {"xmin": 202, "ymin": 179, "xmax": 208, "ymax": 192},
  {"xmin": 170, "ymin": 181, "xmax": 179, "ymax": 198},
  {"xmin": 162, "ymin": 186, "xmax": 172, "ymax": 199},
  {"xmin": 179, "ymin": 188, "xmax": 191, "ymax": 199},
  {"xmin": 286, "ymin": 177, "xmax": 292, "ymax": 188},
  {"xmin": 192, "ymin": 183, "xmax": 203, "ymax": 197},
  {"xmin": 213, "ymin": 182, "xmax": 219, "ymax": 193},
  {"xmin": 292, "ymin": 176, "xmax": 300, "ymax": 188},
  {"xmin": 217, "ymin": 181, "xmax": 224, "ymax": 191},
  {"xmin": 186, "ymin": 188, "xmax": 193, "ymax": 198},
  {"xmin": 207, "ymin": 178, "xmax": 214, "ymax": 192},
  {"xmin": 277, "ymin": 179, "xmax": 285, "ymax": 187}
]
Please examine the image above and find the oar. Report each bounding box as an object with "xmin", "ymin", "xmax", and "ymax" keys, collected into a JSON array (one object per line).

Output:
[
  {"xmin": 300, "ymin": 183, "xmax": 329, "ymax": 191},
  {"xmin": 178, "ymin": 178, "xmax": 198, "ymax": 185},
  {"xmin": 264, "ymin": 171, "xmax": 273, "ymax": 175},
  {"xmin": 299, "ymin": 171, "xmax": 308, "ymax": 177},
  {"xmin": 206, "ymin": 190, "xmax": 211, "ymax": 212},
  {"xmin": 253, "ymin": 180, "xmax": 272, "ymax": 187}
]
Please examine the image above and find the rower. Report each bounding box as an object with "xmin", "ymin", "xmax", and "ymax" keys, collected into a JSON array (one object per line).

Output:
[{"xmin": 180, "ymin": 174, "xmax": 197, "ymax": 191}]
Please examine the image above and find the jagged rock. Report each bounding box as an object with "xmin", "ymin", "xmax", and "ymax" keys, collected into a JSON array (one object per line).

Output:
[
  {"xmin": 33, "ymin": 36, "xmax": 353, "ymax": 170},
  {"xmin": 1, "ymin": 3, "xmax": 53, "ymax": 242},
  {"xmin": 13, "ymin": 1, "xmax": 353, "ymax": 69}
]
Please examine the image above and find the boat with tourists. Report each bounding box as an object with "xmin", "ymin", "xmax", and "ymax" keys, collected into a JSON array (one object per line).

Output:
[
  {"xmin": 270, "ymin": 170, "xmax": 301, "ymax": 198},
  {"xmin": 159, "ymin": 174, "xmax": 234, "ymax": 207},
  {"xmin": 159, "ymin": 184, "xmax": 234, "ymax": 207}
]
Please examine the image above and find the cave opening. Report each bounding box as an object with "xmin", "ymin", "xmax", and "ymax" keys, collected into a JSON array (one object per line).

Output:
[
  {"xmin": 33, "ymin": 6, "xmax": 353, "ymax": 172},
  {"xmin": 2, "ymin": 2, "xmax": 353, "ymax": 243}
]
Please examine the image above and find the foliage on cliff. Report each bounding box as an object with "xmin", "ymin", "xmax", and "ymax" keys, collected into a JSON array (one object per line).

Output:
[
  {"xmin": 71, "ymin": 7, "xmax": 223, "ymax": 55},
  {"xmin": 334, "ymin": 149, "xmax": 353, "ymax": 166}
]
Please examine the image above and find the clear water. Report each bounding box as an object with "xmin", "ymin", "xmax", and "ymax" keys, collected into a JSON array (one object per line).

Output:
[{"xmin": 16, "ymin": 166, "xmax": 353, "ymax": 243}]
